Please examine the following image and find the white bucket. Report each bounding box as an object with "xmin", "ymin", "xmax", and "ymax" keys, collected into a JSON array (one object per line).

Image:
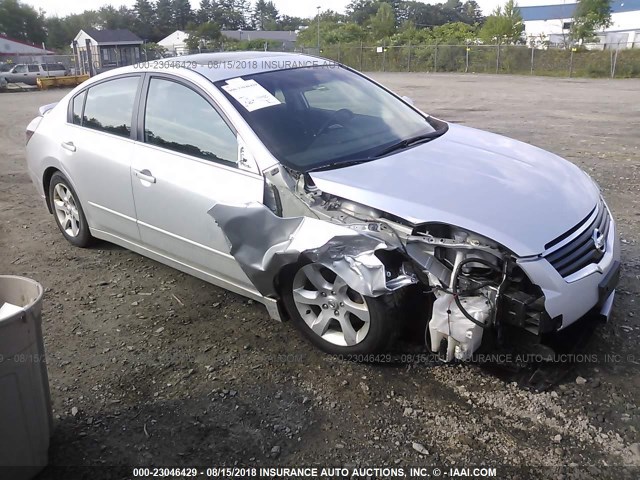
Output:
[{"xmin": 0, "ymin": 276, "xmax": 52, "ymax": 479}]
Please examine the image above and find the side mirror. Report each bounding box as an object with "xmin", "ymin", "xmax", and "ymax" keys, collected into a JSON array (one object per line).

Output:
[{"xmin": 402, "ymin": 95, "xmax": 415, "ymax": 106}]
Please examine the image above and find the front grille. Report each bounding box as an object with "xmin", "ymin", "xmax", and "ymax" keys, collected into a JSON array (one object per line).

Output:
[{"xmin": 544, "ymin": 202, "xmax": 610, "ymax": 278}]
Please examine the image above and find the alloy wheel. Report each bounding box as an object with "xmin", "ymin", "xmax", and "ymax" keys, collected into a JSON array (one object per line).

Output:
[
  {"xmin": 52, "ymin": 183, "xmax": 81, "ymax": 237},
  {"xmin": 292, "ymin": 264, "xmax": 371, "ymax": 347}
]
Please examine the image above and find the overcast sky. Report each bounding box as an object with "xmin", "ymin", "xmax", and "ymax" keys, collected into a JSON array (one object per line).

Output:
[{"xmin": 23, "ymin": 0, "xmax": 505, "ymax": 19}]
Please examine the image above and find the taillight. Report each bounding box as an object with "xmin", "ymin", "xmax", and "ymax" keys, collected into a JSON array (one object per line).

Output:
[{"xmin": 25, "ymin": 115, "xmax": 42, "ymax": 146}]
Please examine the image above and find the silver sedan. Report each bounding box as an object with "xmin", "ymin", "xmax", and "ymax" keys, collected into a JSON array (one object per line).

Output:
[{"xmin": 25, "ymin": 52, "xmax": 620, "ymax": 359}]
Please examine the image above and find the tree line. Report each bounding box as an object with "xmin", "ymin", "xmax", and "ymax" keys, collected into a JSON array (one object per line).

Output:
[
  {"xmin": 0, "ymin": 0, "xmax": 614, "ymax": 54},
  {"xmin": 301, "ymin": 0, "xmax": 613, "ymax": 48}
]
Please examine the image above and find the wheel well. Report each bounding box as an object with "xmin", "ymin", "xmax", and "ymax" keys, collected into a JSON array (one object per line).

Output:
[
  {"xmin": 272, "ymin": 262, "xmax": 302, "ymax": 322},
  {"xmin": 42, "ymin": 167, "xmax": 60, "ymax": 214}
]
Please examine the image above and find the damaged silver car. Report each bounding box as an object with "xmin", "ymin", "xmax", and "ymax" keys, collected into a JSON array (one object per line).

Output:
[{"xmin": 25, "ymin": 52, "xmax": 620, "ymax": 359}]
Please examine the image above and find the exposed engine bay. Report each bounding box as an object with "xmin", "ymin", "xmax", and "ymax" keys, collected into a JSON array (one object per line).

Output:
[{"xmin": 209, "ymin": 166, "xmax": 566, "ymax": 362}]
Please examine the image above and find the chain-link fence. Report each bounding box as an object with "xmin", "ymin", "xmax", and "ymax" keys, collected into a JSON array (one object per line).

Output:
[
  {"xmin": 297, "ymin": 44, "xmax": 640, "ymax": 79},
  {"xmin": 11, "ymin": 45, "xmax": 636, "ymax": 80},
  {"xmin": 188, "ymin": 42, "xmax": 640, "ymax": 78}
]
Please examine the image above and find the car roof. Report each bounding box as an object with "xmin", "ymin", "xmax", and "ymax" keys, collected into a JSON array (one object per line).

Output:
[
  {"xmin": 161, "ymin": 52, "xmax": 335, "ymax": 83},
  {"xmin": 86, "ymin": 52, "xmax": 337, "ymax": 89}
]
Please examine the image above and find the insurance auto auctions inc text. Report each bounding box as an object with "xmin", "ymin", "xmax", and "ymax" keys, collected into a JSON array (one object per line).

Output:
[{"xmin": 246, "ymin": 466, "xmax": 498, "ymax": 478}]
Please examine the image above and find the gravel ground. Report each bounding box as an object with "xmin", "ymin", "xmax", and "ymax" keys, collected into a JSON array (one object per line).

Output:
[{"xmin": 1, "ymin": 73, "xmax": 639, "ymax": 479}]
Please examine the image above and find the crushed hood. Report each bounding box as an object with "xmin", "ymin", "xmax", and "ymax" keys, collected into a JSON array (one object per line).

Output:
[{"xmin": 309, "ymin": 123, "xmax": 600, "ymax": 257}]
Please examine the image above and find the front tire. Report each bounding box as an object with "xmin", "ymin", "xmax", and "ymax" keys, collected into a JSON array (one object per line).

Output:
[
  {"xmin": 48, "ymin": 172, "xmax": 93, "ymax": 248},
  {"xmin": 282, "ymin": 262, "xmax": 401, "ymax": 355}
]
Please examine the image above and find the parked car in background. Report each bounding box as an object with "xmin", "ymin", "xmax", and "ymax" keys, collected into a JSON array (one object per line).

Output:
[
  {"xmin": 24, "ymin": 53, "xmax": 619, "ymax": 360},
  {"xmin": 1, "ymin": 63, "xmax": 68, "ymax": 85}
]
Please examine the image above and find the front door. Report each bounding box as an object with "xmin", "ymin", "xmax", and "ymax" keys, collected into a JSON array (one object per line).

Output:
[{"xmin": 130, "ymin": 76, "xmax": 263, "ymax": 291}]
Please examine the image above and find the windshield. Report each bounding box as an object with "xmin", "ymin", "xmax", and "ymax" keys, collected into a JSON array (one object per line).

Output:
[{"xmin": 215, "ymin": 66, "xmax": 444, "ymax": 172}]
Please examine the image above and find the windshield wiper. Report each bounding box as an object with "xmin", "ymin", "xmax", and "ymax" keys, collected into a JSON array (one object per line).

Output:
[
  {"xmin": 307, "ymin": 122, "xmax": 449, "ymax": 173},
  {"xmin": 308, "ymin": 158, "xmax": 371, "ymax": 172},
  {"xmin": 371, "ymin": 129, "xmax": 445, "ymax": 159}
]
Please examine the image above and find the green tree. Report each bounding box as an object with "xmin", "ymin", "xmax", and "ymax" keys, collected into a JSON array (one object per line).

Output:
[
  {"xmin": 570, "ymin": 0, "xmax": 612, "ymax": 45},
  {"xmin": 0, "ymin": 0, "xmax": 47, "ymax": 44},
  {"xmin": 432, "ymin": 21, "xmax": 477, "ymax": 43},
  {"xmin": 479, "ymin": 0, "xmax": 524, "ymax": 44},
  {"xmin": 296, "ymin": 12, "xmax": 360, "ymax": 47},
  {"xmin": 155, "ymin": 0, "xmax": 175, "ymax": 38},
  {"xmin": 325, "ymin": 23, "xmax": 368, "ymax": 44},
  {"xmin": 462, "ymin": 0, "xmax": 484, "ymax": 25},
  {"xmin": 277, "ymin": 15, "xmax": 305, "ymax": 31},
  {"xmin": 133, "ymin": 0, "xmax": 156, "ymax": 40},
  {"xmin": 252, "ymin": 0, "xmax": 279, "ymax": 30},
  {"xmin": 346, "ymin": 0, "xmax": 379, "ymax": 25},
  {"xmin": 45, "ymin": 17, "xmax": 69, "ymax": 51},
  {"xmin": 97, "ymin": 5, "xmax": 137, "ymax": 30},
  {"xmin": 172, "ymin": 0, "xmax": 193, "ymax": 30},
  {"xmin": 142, "ymin": 41, "xmax": 167, "ymax": 59},
  {"xmin": 216, "ymin": 0, "xmax": 249, "ymax": 29},
  {"xmin": 399, "ymin": 1, "xmax": 464, "ymax": 28},
  {"xmin": 186, "ymin": 21, "xmax": 221, "ymax": 49},
  {"xmin": 197, "ymin": 0, "xmax": 212, "ymax": 23},
  {"xmin": 370, "ymin": 2, "xmax": 396, "ymax": 39}
]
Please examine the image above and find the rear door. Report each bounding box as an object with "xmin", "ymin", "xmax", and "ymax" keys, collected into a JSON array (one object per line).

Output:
[
  {"xmin": 130, "ymin": 75, "xmax": 263, "ymax": 290},
  {"xmin": 26, "ymin": 64, "xmax": 40, "ymax": 84},
  {"xmin": 60, "ymin": 75, "xmax": 142, "ymax": 242}
]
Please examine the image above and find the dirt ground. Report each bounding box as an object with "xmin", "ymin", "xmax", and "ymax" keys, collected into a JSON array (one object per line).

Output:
[{"xmin": 1, "ymin": 73, "xmax": 639, "ymax": 479}]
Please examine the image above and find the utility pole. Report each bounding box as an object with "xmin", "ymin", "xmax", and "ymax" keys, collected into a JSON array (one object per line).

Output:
[{"xmin": 317, "ymin": 6, "xmax": 321, "ymax": 54}]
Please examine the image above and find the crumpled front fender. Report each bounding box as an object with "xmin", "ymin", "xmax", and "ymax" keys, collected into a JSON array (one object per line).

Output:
[{"xmin": 208, "ymin": 202, "xmax": 412, "ymax": 298}]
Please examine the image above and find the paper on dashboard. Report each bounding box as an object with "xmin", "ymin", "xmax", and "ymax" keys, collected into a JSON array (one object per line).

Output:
[{"xmin": 222, "ymin": 78, "xmax": 281, "ymax": 112}]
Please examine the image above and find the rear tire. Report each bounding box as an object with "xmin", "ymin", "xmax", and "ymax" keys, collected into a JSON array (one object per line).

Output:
[
  {"xmin": 48, "ymin": 172, "xmax": 93, "ymax": 248},
  {"xmin": 281, "ymin": 262, "xmax": 402, "ymax": 355}
]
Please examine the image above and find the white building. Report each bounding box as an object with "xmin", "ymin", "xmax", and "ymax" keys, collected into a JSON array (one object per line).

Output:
[
  {"xmin": 72, "ymin": 28, "xmax": 143, "ymax": 74},
  {"xmin": 521, "ymin": 0, "xmax": 640, "ymax": 48},
  {"xmin": 158, "ymin": 30, "xmax": 191, "ymax": 56}
]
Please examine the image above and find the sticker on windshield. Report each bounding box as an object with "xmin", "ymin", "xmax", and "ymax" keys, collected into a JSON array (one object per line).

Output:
[{"xmin": 222, "ymin": 78, "xmax": 281, "ymax": 112}]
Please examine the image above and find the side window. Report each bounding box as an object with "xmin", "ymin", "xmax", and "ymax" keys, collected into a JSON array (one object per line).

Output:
[
  {"xmin": 28, "ymin": 65, "xmax": 40, "ymax": 73},
  {"xmin": 71, "ymin": 91, "xmax": 86, "ymax": 125},
  {"xmin": 144, "ymin": 78, "xmax": 237, "ymax": 165},
  {"xmin": 14, "ymin": 65, "xmax": 27, "ymax": 73},
  {"xmin": 82, "ymin": 76, "xmax": 139, "ymax": 138}
]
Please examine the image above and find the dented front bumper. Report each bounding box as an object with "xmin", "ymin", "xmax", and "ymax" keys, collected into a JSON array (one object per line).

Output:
[{"xmin": 516, "ymin": 217, "xmax": 620, "ymax": 330}]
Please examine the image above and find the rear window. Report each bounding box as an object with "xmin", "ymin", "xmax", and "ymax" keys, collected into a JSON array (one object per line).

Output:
[
  {"xmin": 28, "ymin": 65, "xmax": 40, "ymax": 73},
  {"xmin": 82, "ymin": 76, "xmax": 140, "ymax": 138},
  {"xmin": 42, "ymin": 64, "xmax": 65, "ymax": 71}
]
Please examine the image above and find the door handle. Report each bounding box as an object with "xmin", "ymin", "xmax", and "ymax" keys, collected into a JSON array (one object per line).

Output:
[
  {"xmin": 134, "ymin": 169, "xmax": 156, "ymax": 184},
  {"xmin": 61, "ymin": 141, "xmax": 76, "ymax": 152}
]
